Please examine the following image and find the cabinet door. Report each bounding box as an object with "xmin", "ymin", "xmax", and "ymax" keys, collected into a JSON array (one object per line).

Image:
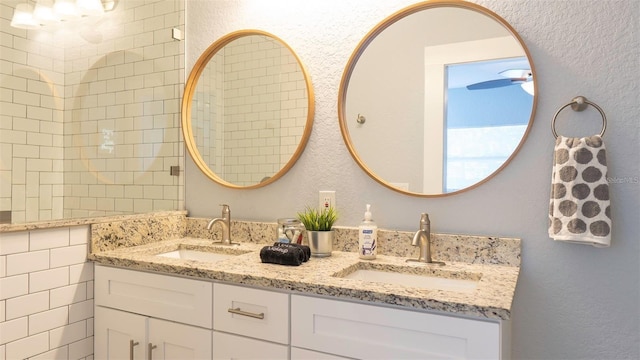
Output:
[
  {"xmin": 291, "ymin": 295, "xmax": 501, "ymax": 359},
  {"xmin": 148, "ymin": 318, "xmax": 212, "ymax": 360},
  {"xmin": 95, "ymin": 306, "xmax": 147, "ymax": 360},
  {"xmin": 212, "ymin": 331, "xmax": 289, "ymax": 360}
]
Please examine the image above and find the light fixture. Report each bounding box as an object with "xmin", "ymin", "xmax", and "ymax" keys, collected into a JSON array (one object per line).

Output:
[
  {"xmin": 501, "ymin": 69, "xmax": 535, "ymax": 96},
  {"xmin": 53, "ymin": 0, "xmax": 80, "ymax": 20},
  {"xmin": 521, "ymin": 81, "xmax": 535, "ymax": 96},
  {"xmin": 10, "ymin": 0, "xmax": 114, "ymax": 30},
  {"xmin": 10, "ymin": 3, "xmax": 40, "ymax": 29},
  {"xmin": 77, "ymin": 0, "xmax": 104, "ymax": 16},
  {"xmin": 33, "ymin": 0, "xmax": 60, "ymax": 26}
]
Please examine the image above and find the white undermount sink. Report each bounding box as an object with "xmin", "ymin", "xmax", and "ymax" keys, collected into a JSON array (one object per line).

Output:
[
  {"xmin": 156, "ymin": 249, "xmax": 239, "ymax": 263},
  {"xmin": 337, "ymin": 264, "xmax": 480, "ymax": 293}
]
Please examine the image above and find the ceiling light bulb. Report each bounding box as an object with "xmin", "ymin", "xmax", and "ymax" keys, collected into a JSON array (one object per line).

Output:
[
  {"xmin": 53, "ymin": 0, "xmax": 79, "ymax": 20},
  {"xmin": 77, "ymin": 0, "xmax": 105, "ymax": 16},
  {"xmin": 11, "ymin": 3, "xmax": 40, "ymax": 29},
  {"xmin": 34, "ymin": 0, "xmax": 60, "ymax": 25}
]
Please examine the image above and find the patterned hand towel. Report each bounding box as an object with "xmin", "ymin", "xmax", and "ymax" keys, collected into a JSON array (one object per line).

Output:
[{"xmin": 548, "ymin": 135, "xmax": 612, "ymax": 247}]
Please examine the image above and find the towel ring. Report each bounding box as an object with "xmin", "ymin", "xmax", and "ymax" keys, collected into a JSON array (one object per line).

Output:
[{"xmin": 552, "ymin": 96, "xmax": 607, "ymax": 139}]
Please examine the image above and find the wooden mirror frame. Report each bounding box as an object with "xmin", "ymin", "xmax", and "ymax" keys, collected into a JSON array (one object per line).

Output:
[
  {"xmin": 338, "ymin": 0, "xmax": 538, "ymax": 197},
  {"xmin": 182, "ymin": 29, "xmax": 315, "ymax": 189}
]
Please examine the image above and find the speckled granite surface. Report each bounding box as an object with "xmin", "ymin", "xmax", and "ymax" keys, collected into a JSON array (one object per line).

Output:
[
  {"xmin": 91, "ymin": 212, "xmax": 186, "ymax": 253},
  {"xmin": 90, "ymin": 234, "xmax": 521, "ymax": 320},
  {"xmin": 185, "ymin": 217, "xmax": 521, "ymax": 266},
  {"xmin": 0, "ymin": 211, "xmax": 187, "ymax": 233}
]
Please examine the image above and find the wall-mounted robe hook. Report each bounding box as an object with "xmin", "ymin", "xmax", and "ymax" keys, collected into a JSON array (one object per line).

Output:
[{"xmin": 356, "ymin": 114, "xmax": 366, "ymax": 124}]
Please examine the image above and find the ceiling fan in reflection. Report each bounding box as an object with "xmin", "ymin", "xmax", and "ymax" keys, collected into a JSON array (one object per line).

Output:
[{"xmin": 466, "ymin": 69, "xmax": 534, "ymax": 95}]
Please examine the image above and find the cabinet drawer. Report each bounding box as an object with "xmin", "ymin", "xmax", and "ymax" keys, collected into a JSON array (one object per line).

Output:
[
  {"xmin": 213, "ymin": 283, "xmax": 289, "ymax": 344},
  {"xmin": 95, "ymin": 265, "xmax": 213, "ymax": 328},
  {"xmin": 291, "ymin": 347, "xmax": 351, "ymax": 360},
  {"xmin": 291, "ymin": 295, "xmax": 501, "ymax": 360},
  {"xmin": 212, "ymin": 331, "xmax": 289, "ymax": 359}
]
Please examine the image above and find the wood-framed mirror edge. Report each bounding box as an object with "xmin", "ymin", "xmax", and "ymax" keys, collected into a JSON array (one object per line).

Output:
[
  {"xmin": 182, "ymin": 29, "xmax": 316, "ymax": 189},
  {"xmin": 337, "ymin": 0, "xmax": 538, "ymax": 197}
]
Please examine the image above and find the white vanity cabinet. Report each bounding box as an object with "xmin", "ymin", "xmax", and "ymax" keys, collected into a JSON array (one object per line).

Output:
[
  {"xmin": 94, "ymin": 264, "xmax": 510, "ymax": 359},
  {"xmin": 94, "ymin": 265, "xmax": 213, "ymax": 360},
  {"xmin": 291, "ymin": 295, "xmax": 507, "ymax": 360}
]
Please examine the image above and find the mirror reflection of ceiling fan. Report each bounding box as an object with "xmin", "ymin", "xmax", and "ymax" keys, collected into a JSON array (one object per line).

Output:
[{"xmin": 466, "ymin": 69, "xmax": 534, "ymax": 95}]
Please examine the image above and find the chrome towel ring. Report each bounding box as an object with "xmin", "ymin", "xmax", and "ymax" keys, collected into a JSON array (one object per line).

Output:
[{"xmin": 552, "ymin": 96, "xmax": 607, "ymax": 139}]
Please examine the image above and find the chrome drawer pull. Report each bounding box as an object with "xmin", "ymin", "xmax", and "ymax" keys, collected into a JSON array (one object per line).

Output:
[
  {"xmin": 227, "ymin": 307, "xmax": 265, "ymax": 319},
  {"xmin": 129, "ymin": 340, "xmax": 139, "ymax": 360}
]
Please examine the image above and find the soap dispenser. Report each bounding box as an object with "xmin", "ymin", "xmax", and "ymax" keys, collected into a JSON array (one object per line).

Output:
[{"xmin": 358, "ymin": 204, "xmax": 377, "ymax": 259}]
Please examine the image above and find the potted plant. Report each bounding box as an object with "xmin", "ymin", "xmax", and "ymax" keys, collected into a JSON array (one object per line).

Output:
[{"xmin": 297, "ymin": 206, "xmax": 338, "ymax": 257}]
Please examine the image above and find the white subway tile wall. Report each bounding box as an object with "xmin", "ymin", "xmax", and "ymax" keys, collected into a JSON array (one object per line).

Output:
[
  {"xmin": 0, "ymin": 0, "xmax": 185, "ymax": 223},
  {"xmin": 0, "ymin": 225, "xmax": 93, "ymax": 360}
]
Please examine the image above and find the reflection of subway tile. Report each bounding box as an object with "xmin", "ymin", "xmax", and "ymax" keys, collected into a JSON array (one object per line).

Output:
[
  {"xmin": 11, "ymin": 185, "xmax": 25, "ymax": 210},
  {"xmin": 115, "ymin": 199, "xmax": 134, "ymax": 212},
  {"xmin": 26, "ymin": 206, "xmax": 38, "ymax": 221},
  {"xmin": 1, "ymin": 75, "xmax": 27, "ymax": 91}
]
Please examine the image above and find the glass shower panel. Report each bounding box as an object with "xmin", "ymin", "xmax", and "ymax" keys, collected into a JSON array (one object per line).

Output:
[{"xmin": 0, "ymin": 0, "xmax": 184, "ymax": 224}]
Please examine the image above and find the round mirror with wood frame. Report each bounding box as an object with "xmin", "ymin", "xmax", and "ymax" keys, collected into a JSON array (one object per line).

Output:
[
  {"xmin": 338, "ymin": 0, "xmax": 537, "ymax": 197},
  {"xmin": 182, "ymin": 30, "xmax": 315, "ymax": 189}
]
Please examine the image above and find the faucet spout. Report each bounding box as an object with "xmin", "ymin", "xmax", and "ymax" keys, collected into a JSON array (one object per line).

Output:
[
  {"xmin": 207, "ymin": 204, "xmax": 232, "ymax": 245},
  {"xmin": 407, "ymin": 213, "xmax": 444, "ymax": 265}
]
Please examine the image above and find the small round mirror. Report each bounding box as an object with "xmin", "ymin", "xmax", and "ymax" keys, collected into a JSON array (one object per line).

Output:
[
  {"xmin": 339, "ymin": 1, "xmax": 537, "ymax": 196},
  {"xmin": 182, "ymin": 30, "xmax": 314, "ymax": 188}
]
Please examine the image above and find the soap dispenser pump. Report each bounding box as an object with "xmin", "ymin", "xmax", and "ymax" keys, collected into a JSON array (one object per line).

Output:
[{"xmin": 358, "ymin": 204, "xmax": 377, "ymax": 259}]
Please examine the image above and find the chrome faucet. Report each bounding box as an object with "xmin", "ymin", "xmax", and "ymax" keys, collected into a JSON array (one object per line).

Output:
[
  {"xmin": 406, "ymin": 213, "xmax": 444, "ymax": 265},
  {"xmin": 207, "ymin": 204, "xmax": 232, "ymax": 245}
]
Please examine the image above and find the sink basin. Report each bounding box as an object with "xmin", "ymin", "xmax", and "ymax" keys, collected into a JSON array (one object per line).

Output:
[
  {"xmin": 336, "ymin": 263, "xmax": 480, "ymax": 293},
  {"xmin": 156, "ymin": 249, "xmax": 240, "ymax": 263}
]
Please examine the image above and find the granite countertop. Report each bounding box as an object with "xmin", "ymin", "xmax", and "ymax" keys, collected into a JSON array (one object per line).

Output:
[{"xmin": 89, "ymin": 237, "xmax": 520, "ymax": 321}]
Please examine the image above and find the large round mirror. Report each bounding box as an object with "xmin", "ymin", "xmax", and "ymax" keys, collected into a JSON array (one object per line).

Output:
[
  {"xmin": 182, "ymin": 30, "xmax": 314, "ymax": 189},
  {"xmin": 339, "ymin": 1, "xmax": 537, "ymax": 197}
]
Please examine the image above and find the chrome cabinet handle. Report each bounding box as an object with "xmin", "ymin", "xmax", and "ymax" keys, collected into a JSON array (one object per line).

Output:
[
  {"xmin": 129, "ymin": 340, "xmax": 139, "ymax": 360},
  {"xmin": 227, "ymin": 307, "xmax": 264, "ymax": 319},
  {"xmin": 147, "ymin": 343, "xmax": 157, "ymax": 360}
]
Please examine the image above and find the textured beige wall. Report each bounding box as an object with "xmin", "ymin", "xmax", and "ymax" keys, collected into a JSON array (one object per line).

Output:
[{"xmin": 185, "ymin": 1, "xmax": 639, "ymax": 359}]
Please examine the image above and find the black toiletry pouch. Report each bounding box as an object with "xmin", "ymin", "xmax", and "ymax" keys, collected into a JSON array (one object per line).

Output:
[
  {"xmin": 260, "ymin": 245, "xmax": 305, "ymax": 266},
  {"xmin": 272, "ymin": 242, "xmax": 310, "ymax": 262}
]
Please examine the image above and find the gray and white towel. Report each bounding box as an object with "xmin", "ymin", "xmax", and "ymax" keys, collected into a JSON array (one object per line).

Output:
[{"xmin": 548, "ymin": 135, "xmax": 612, "ymax": 247}]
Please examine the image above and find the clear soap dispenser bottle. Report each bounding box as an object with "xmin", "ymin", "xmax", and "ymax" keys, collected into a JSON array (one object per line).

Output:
[{"xmin": 358, "ymin": 204, "xmax": 377, "ymax": 259}]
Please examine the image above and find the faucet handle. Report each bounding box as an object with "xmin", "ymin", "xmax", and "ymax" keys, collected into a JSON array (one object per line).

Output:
[
  {"xmin": 419, "ymin": 213, "xmax": 430, "ymax": 230},
  {"xmin": 219, "ymin": 204, "xmax": 230, "ymax": 216}
]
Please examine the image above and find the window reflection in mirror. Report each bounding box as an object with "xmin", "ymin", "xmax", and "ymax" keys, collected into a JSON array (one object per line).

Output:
[{"xmin": 445, "ymin": 58, "xmax": 533, "ymax": 192}]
